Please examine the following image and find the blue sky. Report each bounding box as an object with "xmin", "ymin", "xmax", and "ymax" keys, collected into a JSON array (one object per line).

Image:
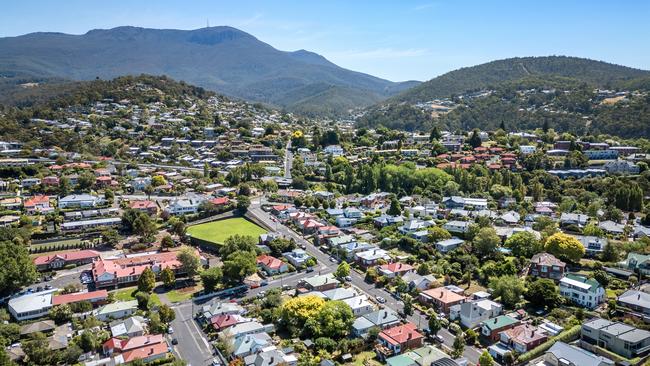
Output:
[{"xmin": 1, "ymin": 0, "xmax": 649, "ymax": 81}]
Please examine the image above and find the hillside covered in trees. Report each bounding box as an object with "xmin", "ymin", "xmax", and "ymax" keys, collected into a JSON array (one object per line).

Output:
[{"xmin": 390, "ymin": 56, "xmax": 650, "ymax": 104}]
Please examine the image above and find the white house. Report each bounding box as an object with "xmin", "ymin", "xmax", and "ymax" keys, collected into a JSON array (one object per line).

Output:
[
  {"xmin": 559, "ymin": 274, "xmax": 605, "ymax": 309},
  {"xmin": 443, "ymin": 221, "xmax": 471, "ymax": 234},
  {"xmin": 343, "ymin": 295, "xmax": 375, "ymax": 317},
  {"xmin": 58, "ymin": 194, "xmax": 100, "ymax": 209},
  {"xmin": 450, "ymin": 299, "xmax": 502, "ymax": 329},
  {"xmin": 8, "ymin": 289, "xmax": 57, "ymax": 321}
]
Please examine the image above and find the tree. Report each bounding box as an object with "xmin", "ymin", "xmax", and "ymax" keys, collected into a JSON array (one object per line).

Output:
[
  {"xmin": 504, "ymin": 231, "xmax": 541, "ymax": 258},
  {"xmin": 222, "ymin": 251, "xmax": 257, "ymax": 283},
  {"xmin": 387, "ymin": 196, "xmax": 402, "ymax": 216},
  {"xmin": 601, "ymin": 242, "xmax": 619, "ymax": 262},
  {"xmin": 479, "ymin": 351, "xmax": 494, "ymax": 366},
  {"xmin": 236, "ymin": 195, "xmax": 250, "ymax": 213},
  {"xmin": 159, "ymin": 304, "xmax": 176, "ymax": 323},
  {"xmin": 79, "ymin": 330, "xmax": 98, "ymax": 352},
  {"xmin": 473, "ymin": 227, "xmax": 500, "ymax": 259},
  {"xmin": 133, "ymin": 213, "xmax": 156, "ymax": 241},
  {"xmin": 544, "ymin": 232, "xmax": 585, "ymax": 263},
  {"xmin": 23, "ymin": 333, "xmax": 53, "ymax": 365},
  {"xmin": 161, "ymin": 267, "xmax": 176, "ymax": 288},
  {"xmin": 49, "ymin": 304, "xmax": 72, "ymax": 324},
  {"xmin": 148, "ymin": 312, "xmax": 167, "ymax": 334},
  {"xmin": 583, "ymin": 223, "xmax": 604, "ymax": 237},
  {"xmin": 101, "ymin": 228, "xmax": 120, "ymax": 248},
  {"xmin": 465, "ymin": 328, "xmax": 478, "ymax": 345},
  {"xmin": 200, "ymin": 267, "xmax": 223, "ymax": 293},
  {"xmin": 138, "ymin": 267, "xmax": 156, "ymax": 293},
  {"xmin": 220, "ymin": 235, "xmax": 258, "ymax": 258},
  {"xmin": 525, "ymin": 278, "xmax": 561, "ymax": 308},
  {"xmin": 305, "ymin": 300, "xmax": 354, "ymax": 339},
  {"xmin": 428, "ymin": 226, "xmax": 452, "ymax": 242},
  {"xmin": 135, "ymin": 291, "xmax": 150, "ymax": 310},
  {"xmin": 151, "ymin": 175, "xmax": 167, "ymax": 187},
  {"xmin": 178, "ymin": 248, "xmax": 201, "ymax": 278},
  {"xmin": 468, "ymin": 129, "xmax": 482, "ymax": 148},
  {"xmin": 0, "ymin": 240, "xmax": 38, "ymax": 295},
  {"xmin": 280, "ymin": 295, "xmax": 326, "ymax": 330},
  {"xmin": 452, "ymin": 331, "xmax": 465, "ymax": 358},
  {"xmin": 489, "ymin": 275, "xmax": 525, "ymax": 308},
  {"xmin": 104, "ymin": 189, "xmax": 115, "ymax": 203},
  {"xmin": 161, "ymin": 235, "xmax": 174, "ymax": 250},
  {"xmin": 403, "ymin": 294, "xmax": 414, "ymax": 316},
  {"xmin": 77, "ymin": 171, "xmax": 96, "ymax": 190},
  {"xmin": 428, "ymin": 316, "xmax": 441, "ymax": 335},
  {"xmin": 593, "ymin": 269, "xmax": 610, "ymax": 287},
  {"xmin": 334, "ymin": 262, "xmax": 350, "ymax": 279},
  {"xmin": 430, "ymin": 126, "xmax": 441, "ymax": 141}
]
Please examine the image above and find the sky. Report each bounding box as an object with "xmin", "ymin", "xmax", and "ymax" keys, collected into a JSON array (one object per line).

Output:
[{"xmin": 1, "ymin": 0, "xmax": 649, "ymax": 82}]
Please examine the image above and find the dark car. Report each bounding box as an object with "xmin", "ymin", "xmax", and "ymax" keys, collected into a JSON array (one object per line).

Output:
[
  {"xmin": 171, "ymin": 338, "xmax": 178, "ymax": 345},
  {"xmin": 306, "ymin": 267, "xmax": 315, "ymax": 273}
]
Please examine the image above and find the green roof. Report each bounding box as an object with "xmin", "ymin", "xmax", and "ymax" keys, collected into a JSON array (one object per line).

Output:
[
  {"xmin": 482, "ymin": 315, "xmax": 519, "ymax": 331},
  {"xmin": 386, "ymin": 354, "xmax": 417, "ymax": 366},
  {"xmin": 565, "ymin": 273, "xmax": 601, "ymax": 291},
  {"xmin": 97, "ymin": 300, "xmax": 138, "ymax": 315}
]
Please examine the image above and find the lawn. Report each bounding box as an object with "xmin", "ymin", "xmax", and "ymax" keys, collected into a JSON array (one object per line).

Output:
[
  {"xmin": 112, "ymin": 287, "xmax": 162, "ymax": 306},
  {"xmin": 165, "ymin": 284, "xmax": 203, "ymax": 303},
  {"xmin": 348, "ymin": 351, "xmax": 381, "ymax": 366},
  {"xmin": 186, "ymin": 217, "xmax": 266, "ymax": 246}
]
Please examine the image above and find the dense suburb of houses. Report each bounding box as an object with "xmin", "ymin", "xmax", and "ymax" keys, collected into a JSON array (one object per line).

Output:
[{"xmin": 2, "ymin": 82, "xmax": 650, "ymax": 366}]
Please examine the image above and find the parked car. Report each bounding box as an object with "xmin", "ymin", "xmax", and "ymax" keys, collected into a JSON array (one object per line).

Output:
[
  {"xmin": 344, "ymin": 276, "xmax": 352, "ymax": 282},
  {"xmin": 376, "ymin": 296, "xmax": 386, "ymax": 304},
  {"xmin": 171, "ymin": 338, "xmax": 178, "ymax": 345},
  {"xmin": 167, "ymin": 326, "xmax": 174, "ymax": 334},
  {"xmin": 212, "ymin": 358, "xmax": 222, "ymax": 366},
  {"xmin": 306, "ymin": 267, "xmax": 315, "ymax": 273}
]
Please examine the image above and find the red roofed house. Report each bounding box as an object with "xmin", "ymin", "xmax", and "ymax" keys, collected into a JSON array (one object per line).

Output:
[
  {"xmin": 42, "ymin": 176, "xmax": 60, "ymax": 187},
  {"xmin": 96, "ymin": 175, "xmax": 112, "ymax": 187},
  {"xmin": 93, "ymin": 250, "xmax": 206, "ymax": 289},
  {"xmin": 33, "ymin": 250, "xmax": 100, "ymax": 271},
  {"xmin": 298, "ymin": 218, "xmax": 325, "ymax": 235},
  {"xmin": 208, "ymin": 197, "xmax": 230, "ymax": 207},
  {"xmin": 210, "ymin": 314, "xmax": 247, "ymax": 331},
  {"xmin": 418, "ymin": 287, "xmax": 467, "ymax": 313},
  {"xmin": 24, "ymin": 195, "xmax": 53, "ymax": 214},
  {"xmin": 257, "ymin": 254, "xmax": 289, "ymax": 275},
  {"xmin": 376, "ymin": 322, "xmax": 423, "ymax": 359},
  {"xmin": 103, "ymin": 334, "xmax": 165, "ymax": 354},
  {"xmin": 129, "ymin": 200, "xmax": 158, "ymax": 215},
  {"xmin": 499, "ymin": 324, "xmax": 547, "ymax": 354},
  {"xmin": 121, "ymin": 341, "xmax": 168, "ymax": 364},
  {"xmin": 378, "ymin": 262, "xmax": 414, "ymax": 278},
  {"xmin": 52, "ymin": 290, "xmax": 108, "ymax": 307}
]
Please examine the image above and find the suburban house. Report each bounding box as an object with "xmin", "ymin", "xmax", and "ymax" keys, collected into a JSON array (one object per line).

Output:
[
  {"xmin": 450, "ymin": 299, "xmax": 502, "ymax": 329},
  {"xmin": 559, "ymin": 274, "xmax": 605, "ymax": 309},
  {"xmin": 110, "ymin": 316, "xmax": 147, "ymax": 337},
  {"xmin": 231, "ymin": 333, "xmax": 273, "ymax": 359},
  {"xmin": 8, "ymin": 289, "xmax": 57, "ymax": 321},
  {"xmin": 165, "ymin": 196, "xmax": 204, "ymax": 215},
  {"xmin": 435, "ymin": 238, "xmax": 464, "ymax": 253},
  {"xmin": 529, "ymin": 252, "xmax": 566, "ymax": 280},
  {"xmin": 442, "ymin": 221, "xmax": 471, "ymax": 234},
  {"xmin": 418, "ymin": 287, "xmax": 467, "ymax": 313},
  {"xmin": 559, "ymin": 212, "xmax": 589, "ymax": 228},
  {"xmin": 23, "ymin": 195, "xmax": 53, "ymax": 214},
  {"xmin": 95, "ymin": 300, "xmax": 139, "ymax": 321},
  {"xmin": 499, "ymin": 324, "xmax": 548, "ymax": 354},
  {"xmin": 581, "ymin": 318, "xmax": 650, "ymax": 359},
  {"xmin": 376, "ymin": 322, "xmax": 424, "ymax": 359},
  {"xmin": 378, "ymin": 262, "xmax": 414, "ymax": 278},
  {"xmin": 128, "ymin": 200, "xmax": 158, "ymax": 215},
  {"xmin": 402, "ymin": 272, "xmax": 437, "ymax": 291},
  {"xmin": 352, "ymin": 309, "xmax": 401, "ymax": 337},
  {"xmin": 58, "ymin": 194, "xmax": 100, "ymax": 209},
  {"xmin": 355, "ymin": 248, "xmax": 391, "ymax": 267},
  {"xmin": 617, "ymin": 290, "xmax": 650, "ymax": 316},
  {"xmin": 544, "ymin": 341, "xmax": 613, "ymax": 366},
  {"xmin": 481, "ymin": 315, "xmax": 520, "ymax": 341},
  {"xmin": 33, "ymin": 250, "xmax": 100, "ymax": 271},
  {"xmin": 300, "ymin": 274, "xmax": 339, "ymax": 292},
  {"xmin": 283, "ymin": 248, "xmax": 311, "ymax": 267},
  {"xmin": 619, "ymin": 253, "xmax": 650, "ymax": 275},
  {"xmin": 342, "ymin": 295, "xmax": 374, "ymax": 317},
  {"xmin": 256, "ymin": 254, "xmax": 289, "ymax": 275}
]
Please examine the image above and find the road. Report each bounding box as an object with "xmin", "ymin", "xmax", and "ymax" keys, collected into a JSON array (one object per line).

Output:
[
  {"xmin": 169, "ymin": 301, "xmax": 215, "ymax": 366},
  {"xmin": 284, "ymin": 140, "xmax": 293, "ymax": 179}
]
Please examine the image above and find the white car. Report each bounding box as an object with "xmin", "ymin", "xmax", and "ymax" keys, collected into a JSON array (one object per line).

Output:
[{"xmin": 376, "ymin": 296, "xmax": 386, "ymax": 304}]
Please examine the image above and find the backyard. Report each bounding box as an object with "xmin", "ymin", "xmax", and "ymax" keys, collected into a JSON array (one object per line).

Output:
[{"xmin": 186, "ymin": 217, "xmax": 267, "ymax": 246}]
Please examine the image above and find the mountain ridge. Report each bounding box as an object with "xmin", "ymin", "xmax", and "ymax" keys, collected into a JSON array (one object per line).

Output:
[{"xmin": 0, "ymin": 25, "xmax": 417, "ymax": 115}]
